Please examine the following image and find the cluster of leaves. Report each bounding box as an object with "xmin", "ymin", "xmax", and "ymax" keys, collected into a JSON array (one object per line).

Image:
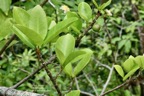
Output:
[{"xmin": 0, "ymin": 0, "xmax": 144, "ymax": 96}]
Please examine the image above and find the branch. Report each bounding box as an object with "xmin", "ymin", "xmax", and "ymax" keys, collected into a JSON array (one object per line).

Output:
[
  {"xmin": 101, "ymin": 80, "xmax": 129, "ymax": 96},
  {"xmin": 36, "ymin": 48, "xmax": 62, "ymax": 96},
  {"xmin": 0, "ymin": 86, "xmax": 45, "ymax": 96},
  {"xmin": 11, "ymin": 55, "xmax": 56, "ymax": 89},
  {"xmin": 100, "ymin": 64, "xmax": 114, "ymax": 95},
  {"xmin": 0, "ymin": 34, "xmax": 16, "ymax": 57},
  {"xmin": 40, "ymin": 0, "xmax": 49, "ymax": 6},
  {"xmin": 83, "ymin": 72, "xmax": 99, "ymax": 96}
]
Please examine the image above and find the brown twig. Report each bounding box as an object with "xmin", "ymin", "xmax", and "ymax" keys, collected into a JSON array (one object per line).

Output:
[
  {"xmin": 36, "ymin": 48, "xmax": 62, "ymax": 96},
  {"xmin": 0, "ymin": 34, "xmax": 16, "ymax": 57},
  {"xmin": 101, "ymin": 80, "xmax": 129, "ymax": 96},
  {"xmin": 40, "ymin": 0, "xmax": 49, "ymax": 6},
  {"xmin": 11, "ymin": 55, "xmax": 56, "ymax": 89}
]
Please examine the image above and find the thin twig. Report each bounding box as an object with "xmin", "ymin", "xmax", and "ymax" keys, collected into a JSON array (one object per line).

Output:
[
  {"xmin": 83, "ymin": 72, "xmax": 99, "ymax": 96},
  {"xmin": 100, "ymin": 64, "xmax": 114, "ymax": 96},
  {"xmin": 10, "ymin": 55, "xmax": 56, "ymax": 89},
  {"xmin": 40, "ymin": 0, "xmax": 49, "ymax": 6},
  {"xmin": 101, "ymin": 80, "xmax": 129, "ymax": 96},
  {"xmin": 80, "ymin": 91, "xmax": 95, "ymax": 96},
  {"xmin": 0, "ymin": 34, "xmax": 16, "ymax": 57},
  {"xmin": 36, "ymin": 48, "xmax": 62, "ymax": 96}
]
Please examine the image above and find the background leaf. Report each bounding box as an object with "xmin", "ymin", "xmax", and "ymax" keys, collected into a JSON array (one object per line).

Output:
[
  {"xmin": 114, "ymin": 65, "xmax": 124, "ymax": 77},
  {"xmin": 78, "ymin": 2, "xmax": 92, "ymax": 21}
]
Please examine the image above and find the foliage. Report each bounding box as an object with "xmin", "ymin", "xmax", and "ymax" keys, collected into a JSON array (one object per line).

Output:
[{"xmin": 0, "ymin": 0, "xmax": 144, "ymax": 96}]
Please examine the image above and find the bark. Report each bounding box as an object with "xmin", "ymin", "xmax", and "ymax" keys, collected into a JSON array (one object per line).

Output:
[{"xmin": 0, "ymin": 87, "xmax": 45, "ymax": 96}]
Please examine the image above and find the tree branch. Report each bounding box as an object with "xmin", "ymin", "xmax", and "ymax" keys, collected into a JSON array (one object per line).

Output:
[
  {"xmin": 0, "ymin": 34, "xmax": 16, "ymax": 57},
  {"xmin": 101, "ymin": 80, "xmax": 129, "ymax": 96},
  {"xmin": 36, "ymin": 48, "xmax": 62, "ymax": 96},
  {"xmin": 0, "ymin": 87, "xmax": 45, "ymax": 96}
]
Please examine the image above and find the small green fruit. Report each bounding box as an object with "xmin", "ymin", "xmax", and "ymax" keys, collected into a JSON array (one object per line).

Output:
[{"xmin": 92, "ymin": 24, "xmax": 100, "ymax": 31}]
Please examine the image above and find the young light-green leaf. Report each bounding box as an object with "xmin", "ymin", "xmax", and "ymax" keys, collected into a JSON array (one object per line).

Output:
[
  {"xmin": 78, "ymin": 2, "xmax": 92, "ymax": 21},
  {"xmin": 44, "ymin": 17, "xmax": 78, "ymax": 43},
  {"xmin": 73, "ymin": 49, "xmax": 93, "ymax": 77},
  {"xmin": 55, "ymin": 34, "xmax": 75, "ymax": 64},
  {"xmin": 123, "ymin": 65, "xmax": 139, "ymax": 81},
  {"xmin": 11, "ymin": 25, "xmax": 35, "ymax": 48},
  {"xmin": 114, "ymin": 65, "xmax": 124, "ymax": 77},
  {"xmin": 0, "ymin": 0, "xmax": 11, "ymax": 15},
  {"xmin": 13, "ymin": 7, "xmax": 30, "ymax": 26},
  {"xmin": 122, "ymin": 57, "xmax": 135, "ymax": 73},
  {"xmin": 15, "ymin": 25, "xmax": 43, "ymax": 46},
  {"xmin": 28, "ymin": 5, "xmax": 47, "ymax": 39},
  {"xmin": 63, "ymin": 50, "xmax": 86, "ymax": 67},
  {"xmin": 99, "ymin": 0, "xmax": 111, "ymax": 10},
  {"xmin": 65, "ymin": 90, "xmax": 80, "ymax": 96}
]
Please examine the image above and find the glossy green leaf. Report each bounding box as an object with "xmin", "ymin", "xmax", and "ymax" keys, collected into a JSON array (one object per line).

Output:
[
  {"xmin": 97, "ymin": 16, "xmax": 104, "ymax": 26},
  {"xmin": 114, "ymin": 65, "xmax": 124, "ymax": 77},
  {"xmin": 64, "ymin": 63, "xmax": 73, "ymax": 77},
  {"xmin": 122, "ymin": 57, "xmax": 135, "ymax": 73},
  {"xmin": 66, "ymin": 12, "xmax": 82, "ymax": 33},
  {"xmin": 11, "ymin": 25, "xmax": 35, "ymax": 48},
  {"xmin": 99, "ymin": 0, "xmax": 111, "ymax": 10},
  {"xmin": 0, "ymin": 0, "xmax": 11, "ymax": 15},
  {"xmin": 134, "ymin": 56, "xmax": 144, "ymax": 69},
  {"xmin": 15, "ymin": 25, "xmax": 43, "ymax": 46},
  {"xmin": 65, "ymin": 90, "xmax": 80, "ymax": 96},
  {"xmin": 13, "ymin": 7, "xmax": 30, "ymax": 26},
  {"xmin": 63, "ymin": 50, "xmax": 86, "ymax": 67},
  {"xmin": 73, "ymin": 49, "xmax": 93, "ymax": 77},
  {"xmin": 0, "ymin": 18, "xmax": 12, "ymax": 38},
  {"xmin": 78, "ymin": 2, "xmax": 92, "ymax": 21},
  {"xmin": 28, "ymin": 5, "xmax": 47, "ymax": 39},
  {"xmin": 44, "ymin": 17, "xmax": 78, "ymax": 43},
  {"xmin": 55, "ymin": 34, "xmax": 75, "ymax": 64},
  {"xmin": 123, "ymin": 65, "xmax": 139, "ymax": 81},
  {"xmin": 92, "ymin": 0, "xmax": 99, "ymax": 9}
]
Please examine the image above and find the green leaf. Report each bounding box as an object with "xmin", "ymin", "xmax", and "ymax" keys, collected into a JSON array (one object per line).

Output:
[
  {"xmin": 78, "ymin": 2, "xmax": 92, "ymax": 21},
  {"xmin": 124, "ymin": 40, "xmax": 131, "ymax": 53},
  {"xmin": 0, "ymin": 0, "xmax": 11, "ymax": 15},
  {"xmin": 114, "ymin": 65, "xmax": 124, "ymax": 77},
  {"xmin": 73, "ymin": 49, "xmax": 93, "ymax": 77},
  {"xmin": 11, "ymin": 25, "xmax": 35, "ymax": 48},
  {"xmin": 64, "ymin": 63, "xmax": 73, "ymax": 77},
  {"xmin": 97, "ymin": 16, "xmax": 104, "ymax": 26},
  {"xmin": 118, "ymin": 39, "xmax": 127, "ymax": 49},
  {"xmin": 134, "ymin": 56, "xmax": 144, "ymax": 69},
  {"xmin": 65, "ymin": 90, "xmax": 80, "ymax": 96},
  {"xmin": 123, "ymin": 65, "xmax": 139, "ymax": 81},
  {"xmin": 66, "ymin": 12, "xmax": 82, "ymax": 34},
  {"xmin": 99, "ymin": 0, "xmax": 111, "ymax": 10},
  {"xmin": 122, "ymin": 57, "xmax": 135, "ymax": 73},
  {"xmin": 27, "ymin": 5, "xmax": 47, "ymax": 39},
  {"xmin": 63, "ymin": 50, "xmax": 86, "ymax": 67},
  {"xmin": 44, "ymin": 17, "xmax": 78, "ymax": 43},
  {"xmin": 15, "ymin": 25, "xmax": 43, "ymax": 46},
  {"xmin": 0, "ymin": 18, "xmax": 12, "ymax": 38},
  {"xmin": 55, "ymin": 34, "xmax": 75, "ymax": 64},
  {"xmin": 13, "ymin": 7, "xmax": 30, "ymax": 26},
  {"xmin": 92, "ymin": 0, "xmax": 99, "ymax": 9}
]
